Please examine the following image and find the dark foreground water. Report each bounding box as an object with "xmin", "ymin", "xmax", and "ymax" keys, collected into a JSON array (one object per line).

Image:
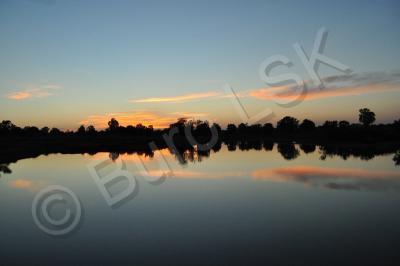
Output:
[{"xmin": 1, "ymin": 144, "xmax": 400, "ymax": 265}]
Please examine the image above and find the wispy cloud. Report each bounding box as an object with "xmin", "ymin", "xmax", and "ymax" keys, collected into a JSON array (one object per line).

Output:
[
  {"xmin": 131, "ymin": 91, "xmax": 223, "ymax": 103},
  {"xmin": 80, "ymin": 110, "xmax": 209, "ymax": 129},
  {"xmin": 249, "ymin": 71, "xmax": 400, "ymax": 102},
  {"xmin": 5, "ymin": 84, "xmax": 61, "ymax": 100},
  {"xmin": 130, "ymin": 71, "xmax": 400, "ymax": 105}
]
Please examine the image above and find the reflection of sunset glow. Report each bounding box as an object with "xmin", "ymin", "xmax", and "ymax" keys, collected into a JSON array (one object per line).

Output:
[
  {"xmin": 9, "ymin": 179, "xmax": 33, "ymax": 189},
  {"xmin": 8, "ymin": 179, "xmax": 46, "ymax": 191},
  {"xmin": 252, "ymin": 166, "xmax": 400, "ymax": 191},
  {"xmin": 84, "ymin": 150, "xmax": 172, "ymax": 162},
  {"xmin": 136, "ymin": 170, "xmax": 245, "ymax": 179}
]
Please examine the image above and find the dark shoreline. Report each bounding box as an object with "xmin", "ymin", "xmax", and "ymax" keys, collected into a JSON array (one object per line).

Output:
[{"xmin": 1, "ymin": 135, "xmax": 399, "ymax": 165}]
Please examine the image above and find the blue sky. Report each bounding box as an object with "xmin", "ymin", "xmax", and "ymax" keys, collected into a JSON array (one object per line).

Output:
[{"xmin": 0, "ymin": 0, "xmax": 399, "ymax": 129}]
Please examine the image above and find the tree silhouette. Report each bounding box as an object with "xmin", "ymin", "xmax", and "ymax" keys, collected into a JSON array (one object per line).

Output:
[
  {"xmin": 23, "ymin": 126, "xmax": 40, "ymax": 136},
  {"xmin": 0, "ymin": 120, "xmax": 18, "ymax": 135},
  {"xmin": 212, "ymin": 123, "xmax": 222, "ymax": 136},
  {"xmin": 87, "ymin": 125, "xmax": 96, "ymax": 134},
  {"xmin": 226, "ymin": 124, "xmax": 237, "ymax": 135},
  {"xmin": 0, "ymin": 120, "xmax": 15, "ymax": 131},
  {"xmin": 299, "ymin": 119, "xmax": 315, "ymax": 131},
  {"xmin": 359, "ymin": 108, "xmax": 376, "ymax": 127},
  {"xmin": 262, "ymin": 123, "xmax": 274, "ymax": 135},
  {"xmin": 277, "ymin": 116, "xmax": 299, "ymax": 133},
  {"xmin": 50, "ymin": 127, "xmax": 62, "ymax": 136},
  {"xmin": 108, "ymin": 118, "xmax": 120, "ymax": 131},
  {"xmin": 323, "ymin": 120, "xmax": 338, "ymax": 129},
  {"xmin": 0, "ymin": 106, "xmax": 399, "ymax": 165},
  {"xmin": 40, "ymin": 127, "xmax": 49, "ymax": 134},
  {"xmin": 77, "ymin": 125, "xmax": 86, "ymax": 134},
  {"xmin": 393, "ymin": 119, "xmax": 400, "ymax": 130},
  {"xmin": 339, "ymin": 120, "xmax": 350, "ymax": 129},
  {"xmin": 238, "ymin": 123, "xmax": 248, "ymax": 135}
]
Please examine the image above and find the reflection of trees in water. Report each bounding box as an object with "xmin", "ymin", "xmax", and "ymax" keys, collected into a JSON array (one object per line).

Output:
[
  {"xmin": 394, "ymin": 151, "xmax": 400, "ymax": 166},
  {"xmin": 77, "ymin": 141, "xmax": 400, "ymax": 167},
  {"xmin": 224, "ymin": 138, "xmax": 274, "ymax": 152},
  {"xmin": 212, "ymin": 141, "xmax": 222, "ymax": 153},
  {"xmin": 299, "ymin": 143, "xmax": 316, "ymax": 154},
  {"xmin": 277, "ymin": 143, "xmax": 300, "ymax": 160},
  {"xmin": 109, "ymin": 152, "xmax": 120, "ymax": 161},
  {"xmin": 226, "ymin": 138, "xmax": 267, "ymax": 151},
  {"xmin": 238, "ymin": 140, "xmax": 262, "ymax": 151},
  {"xmin": 263, "ymin": 141, "xmax": 274, "ymax": 151},
  {"xmin": 169, "ymin": 146, "xmax": 212, "ymax": 165},
  {"xmin": 317, "ymin": 144, "xmax": 396, "ymax": 161},
  {"xmin": 319, "ymin": 145, "xmax": 351, "ymax": 161},
  {"xmin": 0, "ymin": 164, "xmax": 12, "ymax": 177},
  {"xmin": 225, "ymin": 139, "xmax": 237, "ymax": 151}
]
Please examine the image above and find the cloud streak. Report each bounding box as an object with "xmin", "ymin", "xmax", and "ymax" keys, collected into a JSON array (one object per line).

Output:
[
  {"xmin": 6, "ymin": 84, "xmax": 61, "ymax": 100},
  {"xmin": 131, "ymin": 91, "xmax": 222, "ymax": 103},
  {"xmin": 130, "ymin": 71, "xmax": 400, "ymax": 106},
  {"xmin": 249, "ymin": 71, "xmax": 400, "ymax": 102}
]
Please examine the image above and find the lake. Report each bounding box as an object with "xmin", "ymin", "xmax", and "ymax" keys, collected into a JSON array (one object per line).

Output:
[{"xmin": 1, "ymin": 143, "xmax": 400, "ymax": 265}]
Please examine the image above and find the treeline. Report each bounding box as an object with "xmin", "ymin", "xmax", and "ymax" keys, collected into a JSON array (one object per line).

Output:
[
  {"xmin": 0, "ymin": 118, "xmax": 158, "ymax": 138},
  {"xmin": 1, "ymin": 108, "xmax": 400, "ymax": 141}
]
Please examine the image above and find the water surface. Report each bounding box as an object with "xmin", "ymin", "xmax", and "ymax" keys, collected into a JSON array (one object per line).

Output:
[{"xmin": 1, "ymin": 144, "xmax": 400, "ymax": 265}]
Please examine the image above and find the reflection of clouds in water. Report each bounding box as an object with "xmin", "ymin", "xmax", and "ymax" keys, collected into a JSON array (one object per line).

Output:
[
  {"xmin": 252, "ymin": 166, "xmax": 400, "ymax": 191},
  {"xmin": 135, "ymin": 170, "xmax": 245, "ymax": 180},
  {"xmin": 9, "ymin": 178, "xmax": 47, "ymax": 192}
]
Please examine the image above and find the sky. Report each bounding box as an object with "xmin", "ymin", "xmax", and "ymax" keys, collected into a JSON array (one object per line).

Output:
[{"xmin": 0, "ymin": 0, "xmax": 399, "ymax": 130}]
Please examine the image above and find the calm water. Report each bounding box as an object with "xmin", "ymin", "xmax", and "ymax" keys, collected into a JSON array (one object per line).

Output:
[{"xmin": 1, "ymin": 144, "xmax": 400, "ymax": 265}]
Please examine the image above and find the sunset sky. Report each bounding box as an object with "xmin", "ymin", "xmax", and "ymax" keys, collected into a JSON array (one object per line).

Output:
[{"xmin": 1, "ymin": 0, "xmax": 399, "ymax": 130}]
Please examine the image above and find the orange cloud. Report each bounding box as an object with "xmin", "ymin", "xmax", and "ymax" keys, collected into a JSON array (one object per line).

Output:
[
  {"xmin": 7, "ymin": 91, "xmax": 34, "ymax": 100},
  {"xmin": 80, "ymin": 111, "xmax": 208, "ymax": 129},
  {"xmin": 252, "ymin": 165, "xmax": 400, "ymax": 191},
  {"xmin": 6, "ymin": 84, "xmax": 61, "ymax": 100},
  {"xmin": 249, "ymin": 83, "xmax": 400, "ymax": 102},
  {"xmin": 131, "ymin": 91, "xmax": 222, "ymax": 103}
]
